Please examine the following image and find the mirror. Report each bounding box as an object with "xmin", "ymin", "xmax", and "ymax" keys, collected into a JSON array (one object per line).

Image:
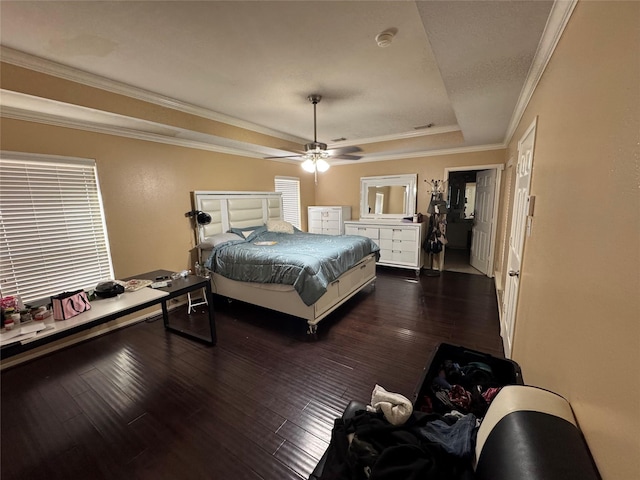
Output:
[
  {"xmin": 360, "ymin": 174, "xmax": 417, "ymax": 219},
  {"xmin": 463, "ymin": 183, "xmax": 476, "ymax": 219}
]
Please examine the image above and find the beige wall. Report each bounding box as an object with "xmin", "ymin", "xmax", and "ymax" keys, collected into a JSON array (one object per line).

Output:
[
  {"xmin": 494, "ymin": 2, "xmax": 640, "ymax": 478},
  {"xmin": 1, "ymin": 114, "xmax": 504, "ymax": 275},
  {"xmin": 0, "ymin": 115, "xmax": 317, "ymax": 365},
  {"xmin": 0, "ymin": 118, "xmax": 316, "ymax": 277}
]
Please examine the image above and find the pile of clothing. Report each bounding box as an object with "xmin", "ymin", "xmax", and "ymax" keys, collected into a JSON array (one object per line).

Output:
[
  {"xmin": 319, "ymin": 358, "xmax": 509, "ymax": 480},
  {"xmin": 421, "ymin": 360, "xmax": 503, "ymax": 418},
  {"xmin": 320, "ymin": 385, "xmax": 478, "ymax": 480}
]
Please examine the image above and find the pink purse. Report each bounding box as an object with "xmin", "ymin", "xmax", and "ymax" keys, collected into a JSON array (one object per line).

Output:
[{"xmin": 51, "ymin": 290, "xmax": 91, "ymax": 320}]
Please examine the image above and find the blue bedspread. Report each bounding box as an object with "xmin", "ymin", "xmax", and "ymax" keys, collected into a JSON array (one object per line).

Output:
[{"xmin": 204, "ymin": 229, "xmax": 379, "ymax": 306}]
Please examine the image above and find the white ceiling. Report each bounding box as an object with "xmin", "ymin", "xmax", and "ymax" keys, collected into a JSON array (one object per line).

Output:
[{"xmin": 0, "ymin": 1, "xmax": 561, "ymax": 163}]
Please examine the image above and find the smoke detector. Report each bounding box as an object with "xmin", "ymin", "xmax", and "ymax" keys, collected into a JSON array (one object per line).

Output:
[{"xmin": 375, "ymin": 30, "xmax": 395, "ymax": 48}]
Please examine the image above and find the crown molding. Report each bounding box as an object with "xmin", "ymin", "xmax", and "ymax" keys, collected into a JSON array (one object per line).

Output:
[
  {"xmin": 0, "ymin": 89, "xmax": 299, "ymax": 159},
  {"xmin": 2, "ymin": 105, "xmax": 269, "ymax": 158},
  {"xmin": 329, "ymin": 124, "xmax": 461, "ymax": 148},
  {"xmin": 0, "ymin": 46, "xmax": 307, "ymax": 145},
  {"xmin": 503, "ymin": 0, "xmax": 577, "ymax": 145},
  {"xmin": 2, "ymin": 88, "xmax": 505, "ymax": 164},
  {"xmin": 331, "ymin": 142, "xmax": 506, "ymax": 165}
]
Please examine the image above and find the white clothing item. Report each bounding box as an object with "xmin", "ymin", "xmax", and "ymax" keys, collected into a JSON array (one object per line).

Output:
[{"xmin": 366, "ymin": 384, "xmax": 413, "ymax": 426}]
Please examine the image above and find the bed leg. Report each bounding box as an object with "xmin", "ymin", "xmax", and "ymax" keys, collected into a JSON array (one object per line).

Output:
[{"xmin": 306, "ymin": 323, "xmax": 318, "ymax": 336}]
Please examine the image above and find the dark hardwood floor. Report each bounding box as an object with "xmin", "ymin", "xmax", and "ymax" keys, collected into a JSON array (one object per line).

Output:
[{"xmin": 1, "ymin": 268, "xmax": 504, "ymax": 480}]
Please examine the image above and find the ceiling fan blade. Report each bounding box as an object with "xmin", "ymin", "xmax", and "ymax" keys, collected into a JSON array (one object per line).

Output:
[
  {"xmin": 328, "ymin": 145, "xmax": 362, "ymax": 155},
  {"xmin": 264, "ymin": 154, "xmax": 303, "ymax": 159},
  {"xmin": 265, "ymin": 97, "xmax": 364, "ymax": 163}
]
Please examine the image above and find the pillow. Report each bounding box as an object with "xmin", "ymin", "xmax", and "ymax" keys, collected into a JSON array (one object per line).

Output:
[
  {"xmin": 266, "ymin": 219, "xmax": 295, "ymax": 234},
  {"xmin": 197, "ymin": 232, "xmax": 244, "ymax": 249},
  {"xmin": 229, "ymin": 225, "xmax": 267, "ymax": 242}
]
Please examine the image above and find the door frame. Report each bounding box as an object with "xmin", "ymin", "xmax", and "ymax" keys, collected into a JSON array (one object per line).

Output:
[
  {"xmin": 502, "ymin": 117, "xmax": 537, "ymax": 358},
  {"xmin": 444, "ymin": 164, "xmax": 504, "ymax": 278}
]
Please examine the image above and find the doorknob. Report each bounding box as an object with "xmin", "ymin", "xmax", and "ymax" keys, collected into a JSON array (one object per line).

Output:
[{"xmin": 508, "ymin": 270, "xmax": 520, "ymax": 277}]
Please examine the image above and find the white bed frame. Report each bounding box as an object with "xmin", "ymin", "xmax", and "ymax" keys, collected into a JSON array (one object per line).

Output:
[{"xmin": 193, "ymin": 191, "xmax": 376, "ymax": 333}]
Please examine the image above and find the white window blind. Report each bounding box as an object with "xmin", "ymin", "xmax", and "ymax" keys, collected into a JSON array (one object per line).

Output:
[
  {"xmin": 274, "ymin": 176, "xmax": 301, "ymax": 229},
  {"xmin": 0, "ymin": 152, "xmax": 114, "ymax": 305}
]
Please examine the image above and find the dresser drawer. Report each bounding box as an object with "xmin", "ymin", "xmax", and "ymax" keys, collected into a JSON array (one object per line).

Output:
[
  {"xmin": 314, "ymin": 280, "xmax": 340, "ymax": 316},
  {"xmin": 345, "ymin": 225, "xmax": 379, "ymax": 240},
  {"xmin": 320, "ymin": 209, "xmax": 341, "ymax": 221},
  {"xmin": 380, "ymin": 249, "xmax": 416, "ymax": 265},
  {"xmin": 379, "ymin": 227, "xmax": 417, "ymax": 241},
  {"xmin": 322, "ymin": 219, "xmax": 341, "ymax": 230},
  {"xmin": 345, "ymin": 221, "xmax": 424, "ymax": 272},
  {"xmin": 316, "ymin": 255, "xmax": 375, "ymax": 315},
  {"xmin": 338, "ymin": 254, "xmax": 376, "ymax": 296},
  {"xmin": 309, "ymin": 219, "xmax": 323, "ymax": 230},
  {"xmin": 379, "ymin": 238, "xmax": 414, "ymax": 252}
]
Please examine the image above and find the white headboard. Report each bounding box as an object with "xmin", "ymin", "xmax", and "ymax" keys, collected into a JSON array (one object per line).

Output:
[{"xmin": 192, "ymin": 191, "xmax": 283, "ymax": 243}]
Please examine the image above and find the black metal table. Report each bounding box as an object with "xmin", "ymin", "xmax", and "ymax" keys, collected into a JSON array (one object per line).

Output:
[
  {"xmin": 1, "ymin": 270, "xmax": 216, "ymax": 361},
  {"xmin": 131, "ymin": 270, "xmax": 216, "ymax": 346}
]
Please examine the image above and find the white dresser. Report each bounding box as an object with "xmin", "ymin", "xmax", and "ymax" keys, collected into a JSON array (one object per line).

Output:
[
  {"xmin": 344, "ymin": 220, "xmax": 426, "ymax": 275},
  {"xmin": 308, "ymin": 206, "xmax": 351, "ymax": 235}
]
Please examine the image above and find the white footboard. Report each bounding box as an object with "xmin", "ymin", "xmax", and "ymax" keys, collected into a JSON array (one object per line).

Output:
[{"xmin": 210, "ymin": 253, "xmax": 376, "ymax": 331}]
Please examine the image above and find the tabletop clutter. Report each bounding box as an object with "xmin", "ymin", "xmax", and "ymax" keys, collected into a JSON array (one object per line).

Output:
[
  {"xmin": 1, "ymin": 295, "xmax": 53, "ymax": 331},
  {"xmin": 0, "ymin": 269, "xmax": 195, "ymax": 332}
]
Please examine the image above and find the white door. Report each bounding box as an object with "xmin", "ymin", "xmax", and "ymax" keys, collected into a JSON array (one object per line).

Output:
[
  {"xmin": 502, "ymin": 119, "xmax": 536, "ymax": 357},
  {"xmin": 470, "ymin": 169, "xmax": 497, "ymax": 275}
]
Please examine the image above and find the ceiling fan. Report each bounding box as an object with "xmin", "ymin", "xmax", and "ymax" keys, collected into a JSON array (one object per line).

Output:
[{"xmin": 267, "ymin": 95, "xmax": 362, "ymax": 179}]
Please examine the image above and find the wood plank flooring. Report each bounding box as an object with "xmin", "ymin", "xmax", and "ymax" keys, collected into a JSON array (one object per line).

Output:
[{"xmin": 1, "ymin": 268, "xmax": 504, "ymax": 480}]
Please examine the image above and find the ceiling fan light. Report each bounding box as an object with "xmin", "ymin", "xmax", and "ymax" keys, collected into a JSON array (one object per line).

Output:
[
  {"xmin": 316, "ymin": 159, "xmax": 330, "ymax": 172},
  {"xmin": 301, "ymin": 159, "xmax": 316, "ymax": 172}
]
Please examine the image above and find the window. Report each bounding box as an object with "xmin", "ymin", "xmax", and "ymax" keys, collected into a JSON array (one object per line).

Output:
[
  {"xmin": 274, "ymin": 176, "xmax": 301, "ymax": 229},
  {"xmin": 0, "ymin": 152, "xmax": 114, "ymax": 305}
]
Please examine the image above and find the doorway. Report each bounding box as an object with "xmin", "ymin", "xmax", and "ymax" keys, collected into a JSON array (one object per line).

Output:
[{"xmin": 443, "ymin": 165, "xmax": 503, "ymax": 276}]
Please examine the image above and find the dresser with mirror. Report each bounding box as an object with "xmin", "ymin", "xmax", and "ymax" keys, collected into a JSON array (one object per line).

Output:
[{"xmin": 344, "ymin": 174, "xmax": 426, "ymax": 275}]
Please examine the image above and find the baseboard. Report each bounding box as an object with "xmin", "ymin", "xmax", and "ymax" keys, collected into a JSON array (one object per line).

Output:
[
  {"xmin": 494, "ymin": 271, "xmax": 511, "ymax": 358},
  {"xmin": 494, "ymin": 270, "xmax": 503, "ymax": 293}
]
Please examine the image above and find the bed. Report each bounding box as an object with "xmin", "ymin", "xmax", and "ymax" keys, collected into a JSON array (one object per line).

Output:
[{"xmin": 193, "ymin": 191, "xmax": 379, "ymax": 334}]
